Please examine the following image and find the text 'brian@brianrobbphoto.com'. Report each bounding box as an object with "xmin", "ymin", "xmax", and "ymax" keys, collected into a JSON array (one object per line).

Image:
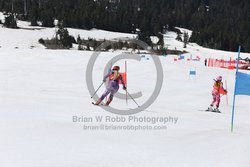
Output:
[{"xmin": 72, "ymin": 115, "xmax": 178, "ymax": 131}]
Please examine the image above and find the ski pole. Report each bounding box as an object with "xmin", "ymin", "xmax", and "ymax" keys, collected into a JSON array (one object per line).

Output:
[
  {"xmin": 225, "ymin": 80, "xmax": 229, "ymax": 105},
  {"xmin": 127, "ymin": 91, "xmax": 140, "ymax": 107},
  {"xmin": 91, "ymin": 82, "xmax": 104, "ymax": 98}
]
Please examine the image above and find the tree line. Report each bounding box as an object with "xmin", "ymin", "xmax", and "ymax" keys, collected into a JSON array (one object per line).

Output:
[{"xmin": 0, "ymin": 0, "xmax": 249, "ymax": 52}]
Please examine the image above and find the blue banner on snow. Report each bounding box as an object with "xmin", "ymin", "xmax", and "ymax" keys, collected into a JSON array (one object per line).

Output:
[
  {"xmin": 189, "ymin": 70, "xmax": 196, "ymax": 75},
  {"xmin": 235, "ymin": 72, "xmax": 250, "ymax": 96}
]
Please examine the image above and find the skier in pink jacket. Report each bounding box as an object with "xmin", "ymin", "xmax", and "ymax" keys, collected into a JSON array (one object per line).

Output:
[{"xmin": 209, "ymin": 76, "xmax": 227, "ymax": 112}]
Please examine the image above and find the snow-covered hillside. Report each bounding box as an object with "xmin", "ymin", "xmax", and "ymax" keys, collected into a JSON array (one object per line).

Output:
[{"xmin": 0, "ymin": 18, "xmax": 250, "ymax": 167}]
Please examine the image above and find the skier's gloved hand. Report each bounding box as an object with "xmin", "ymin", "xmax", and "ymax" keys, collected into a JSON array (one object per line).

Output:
[
  {"xmin": 103, "ymin": 78, "xmax": 106, "ymax": 82},
  {"xmin": 123, "ymin": 86, "xmax": 127, "ymax": 90}
]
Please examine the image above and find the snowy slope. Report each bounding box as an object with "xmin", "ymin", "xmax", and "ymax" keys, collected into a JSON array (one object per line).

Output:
[
  {"xmin": 0, "ymin": 19, "xmax": 250, "ymax": 167},
  {"xmin": 0, "ymin": 12, "xmax": 136, "ymax": 50},
  {"xmin": 165, "ymin": 27, "xmax": 249, "ymax": 60}
]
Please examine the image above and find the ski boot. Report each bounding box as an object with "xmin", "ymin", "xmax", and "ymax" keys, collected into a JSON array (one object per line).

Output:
[
  {"xmin": 94, "ymin": 98, "xmax": 102, "ymax": 105},
  {"xmin": 105, "ymin": 99, "xmax": 112, "ymax": 106},
  {"xmin": 214, "ymin": 107, "xmax": 220, "ymax": 113},
  {"xmin": 206, "ymin": 105, "xmax": 214, "ymax": 112}
]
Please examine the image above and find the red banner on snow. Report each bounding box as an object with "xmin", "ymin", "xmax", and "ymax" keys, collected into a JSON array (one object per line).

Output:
[{"xmin": 208, "ymin": 58, "xmax": 249, "ymax": 70}]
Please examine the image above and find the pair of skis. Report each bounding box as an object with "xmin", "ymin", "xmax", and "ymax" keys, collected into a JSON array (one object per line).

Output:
[
  {"xmin": 204, "ymin": 107, "xmax": 221, "ymax": 113},
  {"xmin": 91, "ymin": 102, "xmax": 108, "ymax": 106},
  {"xmin": 91, "ymin": 86, "xmax": 140, "ymax": 108}
]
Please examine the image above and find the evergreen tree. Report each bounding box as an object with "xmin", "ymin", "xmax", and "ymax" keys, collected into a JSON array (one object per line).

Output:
[
  {"xmin": 176, "ymin": 32, "xmax": 182, "ymax": 42},
  {"xmin": 4, "ymin": 13, "xmax": 18, "ymax": 28},
  {"xmin": 57, "ymin": 22, "xmax": 75, "ymax": 48},
  {"xmin": 138, "ymin": 31, "xmax": 152, "ymax": 46},
  {"xmin": 29, "ymin": 0, "xmax": 39, "ymax": 26},
  {"xmin": 157, "ymin": 33, "xmax": 164, "ymax": 48},
  {"xmin": 183, "ymin": 32, "xmax": 189, "ymax": 48}
]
